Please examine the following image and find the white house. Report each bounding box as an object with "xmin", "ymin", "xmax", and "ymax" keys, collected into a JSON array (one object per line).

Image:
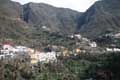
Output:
[
  {"xmin": 0, "ymin": 42, "xmax": 15, "ymax": 59},
  {"xmin": 26, "ymin": 48, "xmax": 57, "ymax": 64},
  {"xmin": 82, "ymin": 38, "xmax": 89, "ymax": 42},
  {"xmin": 42, "ymin": 26, "xmax": 47, "ymax": 29},
  {"xmin": 38, "ymin": 51, "xmax": 57, "ymax": 63},
  {"xmin": 106, "ymin": 48, "xmax": 120, "ymax": 52},
  {"xmin": 0, "ymin": 42, "xmax": 29, "ymax": 59},
  {"xmin": 106, "ymin": 48, "xmax": 113, "ymax": 52},
  {"xmin": 0, "ymin": 53, "xmax": 5, "ymax": 59},
  {"xmin": 114, "ymin": 33, "xmax": 120, "ymax": 38},
  {"xmin": 42, "ymin": 26, "xmax": 50, "ymax": 31},
  {"xmin": 113, "ymin": 48, "xmax": 120, "ymax": 52},
  {"xmin": 74, "ymin": 34, "xmax": 82, "ymax": 39},
  {"xmin": 69, "ymin": 35, "xmax": 74, "ymax": 39},
  {"xmin": 89, "ymin": 42, "xmax": 97, "ymax": 48},
  {"xmin": 14, "ymin": 46, "xmax": 27, "ymax": 53}
]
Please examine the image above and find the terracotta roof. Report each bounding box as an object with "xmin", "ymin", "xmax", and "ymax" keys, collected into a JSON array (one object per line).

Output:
[{"xmin": 2, "ymin": 41, "xmax": 12, "ymax": 45}]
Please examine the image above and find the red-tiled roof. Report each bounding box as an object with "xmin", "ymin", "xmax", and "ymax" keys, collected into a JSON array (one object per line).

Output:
[{"xmin": 2, "ymin": 41, "xmax": 12, "ymax": 45}]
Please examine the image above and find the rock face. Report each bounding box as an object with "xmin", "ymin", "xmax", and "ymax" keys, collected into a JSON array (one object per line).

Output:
[
  {"xmin": 77, "ymin": 0, "xmax": 120, "ymax": 39},
  {"xmin": 22, "ymin": 3, "xmax": 80, "ymax": 34}
]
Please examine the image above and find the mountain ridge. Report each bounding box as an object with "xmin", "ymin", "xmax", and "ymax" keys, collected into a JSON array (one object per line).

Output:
[
  {"xmin": 1, "ymin": 0, "xmax": 120, "ymax": 42},
  {"xmin": 0, "ymin": 0, "xmax": 82, "ymax": 39},
  {"xmin": 77, "ymin": 0, "xmax": 120, "ymax": 39},
  {"xmin": 22, "ymin": 2, "xmax": 81, "ymax": 35}
]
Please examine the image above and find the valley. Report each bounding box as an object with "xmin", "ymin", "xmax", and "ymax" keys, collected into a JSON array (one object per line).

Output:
[{"xmin": 0, "ymin": 0, "xmax": 120, "ymax": 80}]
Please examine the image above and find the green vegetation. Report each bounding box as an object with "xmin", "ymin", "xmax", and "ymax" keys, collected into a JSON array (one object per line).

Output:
[
  {"xmin": 1, "ymin": 53, "xmax": 120, "ymax": 80},
  {"xmin": 31, "ymin": 30, "xmax": 76, "ymax": 49}
]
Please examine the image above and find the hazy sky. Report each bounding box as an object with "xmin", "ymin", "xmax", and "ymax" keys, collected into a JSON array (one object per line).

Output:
[{"xmin": 12, "ymin": 0, "xmax": 98, "ymax": 12}]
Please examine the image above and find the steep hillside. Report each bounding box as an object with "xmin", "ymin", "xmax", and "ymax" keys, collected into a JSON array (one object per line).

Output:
[
  {"xmin": 77, "ymin": 0, "xmax": 120, "ymax": 39},
  {"xmin": 0, "ymin": 0, "xmax": 83, "ymax": 48},
  {"xmin": 0, "ymin": 0, "xmax": 29, "ymax": 39},
  {"xmin": 0, "ymin": 0, "xmax": 21, "ymax": 17},
  {"xmin": 22, "ymin": 3, "xmax": 80, "ymax": 34}
]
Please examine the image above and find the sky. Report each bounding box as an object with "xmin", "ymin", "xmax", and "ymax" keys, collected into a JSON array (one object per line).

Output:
[{"xmin": 11, "ymin": 0, "xmax": 98, "ymax": 12}]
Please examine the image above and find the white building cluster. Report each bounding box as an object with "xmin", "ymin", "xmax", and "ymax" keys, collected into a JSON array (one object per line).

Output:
[
  {"xmin": 0, "ymin": 41, "xmax": 57, "ymax": 64},
  {"xmin": 106, "ymin": 48, "xmax": 120, "ymax": 52},
  {"xmin": 0, "ymin": 42, "xmax": 27, "ymax": 59},
  {"xmin": 69, "ymin": 34, "xmax": 97, "ymax": 48},
  {"xmin": 27, "ymin": 48, "xmax": 57, "ymax": 64}
]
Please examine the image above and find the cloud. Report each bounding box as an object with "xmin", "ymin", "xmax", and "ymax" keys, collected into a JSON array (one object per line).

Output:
[{"xmin": 11, "ymin": 0, "xmax": 98, "ymax": 12}]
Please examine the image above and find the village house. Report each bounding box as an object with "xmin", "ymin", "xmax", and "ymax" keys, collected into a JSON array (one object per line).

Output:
[
  {"xmin": 0, "ymin": 41, "xmax": 15, "ymax": 59},
  {"xmin": 0, "ymin": 41, "xmax": 29, "ymax": 59},
  {"xmin": 26, "ymin": 48, "xmax": 57, "ymax": 64},
  {"xmin": 69, "ymin": 35, "xmax": 74, "ymax": 39},
  {"xmin": 74, "ymin": 34, "xmax": 82, "ymax": 39},
  {"xmin": 30, "ymin": 52, "xmax": 57, "ymax": 64},
  {"xmin": 82, "ymin": 37, "xmax": 89, "ymax": 42},
  {"xmin": 38, "ymin": 51, "xmax": 57, "ymax": 63},
  {"xmin": 106, "ymin": 48, "xmax": 120, "ymax": 52},
  {"xmin": 75, "ymin": 48, "xmax": 81, "ymax": 53},
  {"xmin": 29, "ymin": 51, "xmax": 39, "ymax": 64},
  {"xmin": 72, "ymin": 48, "xmax": 81, "ymax": 56},
  {"xmin": 114, "ymin": 32, "xmax": 120, "ymax": 38},
  {"xmin": 62, "ymin": 49, "xmax": 69, "ymax": 57},
  {"xmin": 89, "ymin": 42, "xmax": 97, "ymax": 48},
  {"xmin": 0, "ymin": 41, "xmax": 57, "ymax": 64},
  {"xmin": 15, "ymin": 46, "xmax": 27, "ymax": 53},
  {"xmin": 68, "ymin": 34, "xmax": 82, "ymax": 40}
]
